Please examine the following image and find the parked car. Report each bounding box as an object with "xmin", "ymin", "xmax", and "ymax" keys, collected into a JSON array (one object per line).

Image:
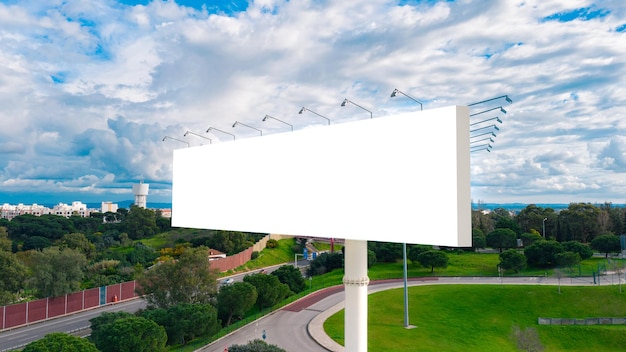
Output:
[{"xmin": 222, "ymin": 278, "xmax": 234, "ymax": 285}]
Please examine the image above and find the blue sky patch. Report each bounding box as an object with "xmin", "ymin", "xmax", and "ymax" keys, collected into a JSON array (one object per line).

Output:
[
  {"xmin": 542, "ymin": 7, "xmax": 610, "ymax": 22},
  {"xmin": 117, "ymin": 0, "xmax": 249, "ymax": 14},
  {"xmin": 617, "ymin": 24, "xmax": 626, "ymax": 32}
]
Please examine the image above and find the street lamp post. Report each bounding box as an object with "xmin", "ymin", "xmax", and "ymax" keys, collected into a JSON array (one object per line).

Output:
[
  {"xmin": 294, "ymin": 253, "xmax": 304, "ymax": 268},
  {"xmin": 341, "ymin": 98, "xmax": 373, "ymax": 119},
  {"xmin": 233, "ymin": 121, "xmax": 263, "ymax": 136},
  {"xmin": 298, "ymin": 107, "xmax": 331, "ymax": 125},
  {"xmin": 206, "ymin": 127, "xmax": 236, "ymax": 140},
  {"xmin": 543, "ymin": 218, "xmax": 547, "ymax": 238},
  {"xmin": 183, "ymin": 130, "xmax": 212, "ymax": 144},
  {"xmin": 390, "ymin": 88, "xmax": 423, "ymax": 111},
  {"xmin": 162, "ymin": 136, "xmax": 190, "ymax": 147},
  {"xmin": 262, "ymin": 115, "xmax": 293, "ymax": 131}
]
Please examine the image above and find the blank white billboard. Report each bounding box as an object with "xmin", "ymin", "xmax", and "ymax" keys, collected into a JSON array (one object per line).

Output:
[{"xmin": 172, "ymin": 105, "xmax": 471, "ymax": 247}]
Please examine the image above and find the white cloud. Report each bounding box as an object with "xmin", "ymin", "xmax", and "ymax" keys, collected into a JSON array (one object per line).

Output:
[{"xmin": 0, "ymin": 0, "xmax": 625, "ymax": 204}]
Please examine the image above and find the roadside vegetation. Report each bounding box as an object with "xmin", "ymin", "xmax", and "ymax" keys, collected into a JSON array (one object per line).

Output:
[{"xmin": 8, "ymin": 201, "xmax": 626, "ymax": 351}]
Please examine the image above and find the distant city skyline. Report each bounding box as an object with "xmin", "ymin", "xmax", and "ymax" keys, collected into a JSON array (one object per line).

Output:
[{"xmin": 1, "ymin": 1, "xmax": 625, "ymax": 205}]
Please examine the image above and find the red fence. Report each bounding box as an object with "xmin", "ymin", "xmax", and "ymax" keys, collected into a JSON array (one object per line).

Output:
[{"xmin": 0, "ymin": 281, "xmax": 138, "ymax": 331}]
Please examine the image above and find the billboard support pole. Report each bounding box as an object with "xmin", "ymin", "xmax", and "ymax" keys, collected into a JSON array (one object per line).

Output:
[{"xmin": 343, "ymin": 239, "xmax": 369, "ymax": 352}]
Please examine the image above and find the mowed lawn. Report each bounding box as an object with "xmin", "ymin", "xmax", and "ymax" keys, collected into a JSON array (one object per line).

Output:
[{"xmin": 324, "ymin": 285, "xmax": 626, "ymax": 351}]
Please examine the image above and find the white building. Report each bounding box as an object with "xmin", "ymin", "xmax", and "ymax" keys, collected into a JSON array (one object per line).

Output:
[
  {"xmin": 1, "ymin": 203, "xmax": 51, "ymax": 220},
  {"xmin": 52, "ymin": 201, "xmax": 90, "ymax": 218},
  {"xmin": 101, "ymin": 201, "xmax": 119, "ymax": 213}
]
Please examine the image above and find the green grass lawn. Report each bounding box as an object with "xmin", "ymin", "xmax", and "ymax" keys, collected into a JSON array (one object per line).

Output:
[
  {"xmin": 367, "ymin": 252, "xmax": 621, "ymax": 280},
  {"xmin": 324, "ymin": 285, "xmax": 626, "ymax": 351}
]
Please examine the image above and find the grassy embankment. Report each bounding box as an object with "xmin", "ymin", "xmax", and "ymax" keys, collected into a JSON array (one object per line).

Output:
[{"xmin": 324, "ymin": 285, "xmax": 626, "ymax": 352}]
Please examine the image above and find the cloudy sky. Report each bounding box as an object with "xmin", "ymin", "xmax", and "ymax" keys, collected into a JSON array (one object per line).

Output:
[{"xmin": 0, "ymin": 0, "xmax": 625, "ymax": 206}]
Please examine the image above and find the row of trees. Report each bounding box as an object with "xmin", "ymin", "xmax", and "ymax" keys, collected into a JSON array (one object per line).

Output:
[
  {"xmin": 474, "ymin": 203, "xmax": 625, "ymax": 243},
  {"xmin": 0, "ymin": 205, "xmax": 266, "ymax": 304},
  {"xmin": 136, "ymin": 246, "xmax": 306, "ymax": 327}
]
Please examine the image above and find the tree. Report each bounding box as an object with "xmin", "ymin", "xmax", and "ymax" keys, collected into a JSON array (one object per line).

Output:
[
  {"xmin": 243, "ymin": 273, "xmax": 291, "ymax": 310},
  {"xmin": 29, "ymin": 247, "xmax": 87, "ymax": 298},
  {"xmin": 524, "ymin": 240, "xmax": 563, "ymax": 268},
  {"xmin": 556, "ymin": 251, "xmax": 581, "ymax": 269},
  {"xmin": 556, "ymin": 203, "xmax": 600, "ymax": 242},
  {"xmin": 22, "ymin": 236, "xmax": 52, "ymax": 251},
  {"xmin": 516, "ymin": 204, "xmax": 555, "ymax": 236},
  {"xmin": 491, "ymin": 208, "xmax": 521, "ymax": 234},
  {"xmin": 60, "ymin": 232, "xmax": 96, "ymax": 259},
  {"xmin": 306, "ymin": 252, "xmax": 343, "ymax": 276},
  {"xmin": 367, "ymin": 249, "xmax": 377, "ymax": 268},
  {"xmin": 407, "ymin": 245, "xmax": 432, "ymax": 264},
  {"xmin": 217, "ymin": 282, "xmax": 257, "ymax": 326},
  {"xmin": 499, "ymin": 250, "xmax": 527, "ymax": 273},
  {"xmin": 368, "ymin": 242, "xmax": 402, "ymax": 263},
  {"xmin": 90, "ymin": 316, "xmax": 167, "ymax": 352},
  {"xmin": 271, "ymin": 265, "xmax": 306, "ymax": 293},
  {"xmin": 136, "ymin": 246, "xmax": 219, "ymax": 309},
  {"xmin": 89, "ymin": 312, "xmax": 135, "ymax": 348},
  {"xmin": 520, "ymin": 232, "xmax": 542, "ymax": 247},
  {"xmin": 23, "ymin": 332, "xmax": 99, "ymax": 352},
  {"xmin": 229, "ymin": 339, "xmax": 286, "ymax": 352},
  {"xmin": 562, "ymin": 241, "xmax": 593, "ymax": 260},
  {"xmin": 591, "ymin": 234, "xmax": 621, "ymax": 258},
  {"xmin": 0, "ymin": 250, "xmax": 27, "ymax": 304},
  {"xmin": 416, "ymin": 250, "xmax": 448, "ymax": 273},
  {"xmin": 0, "ymin": 227, "xmax": 11, "ymax": 252},
  {"xmin": 124, "ymin": 205, "xmax": 158, "ymax": 240},
  {"xmin": 486, "ymin": 228, "xmax": 517, "ymax": 252},
  {"xmin": 472, "ymin": 229, "xmax": 486, "ymax": 251},
  {"xmin": 140, "ymin": 303, "xmax": 220, "ymax": 345},
  {"xmin": 6, "ymin": 214, "xmax": 74, "ymax": 241}
]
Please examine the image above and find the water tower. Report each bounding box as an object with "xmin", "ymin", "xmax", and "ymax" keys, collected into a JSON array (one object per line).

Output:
[{"xmin": 132, "ymin": 181, "xmax": 149, "ymax": 208}]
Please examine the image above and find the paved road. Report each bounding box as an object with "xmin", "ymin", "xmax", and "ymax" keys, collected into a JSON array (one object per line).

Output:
[
  {"xmin": 197, "ymin": 274, "xmax": 611, "ymax": 352},
  {"xmin": 0, "ymin": 299, "xmax": 147, "ymax": 351}
]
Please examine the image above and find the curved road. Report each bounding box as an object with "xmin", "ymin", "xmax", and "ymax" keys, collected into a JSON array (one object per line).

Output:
[{"xmin": 197, "ymin": 274, "xmax": 604, "ymax": 352}]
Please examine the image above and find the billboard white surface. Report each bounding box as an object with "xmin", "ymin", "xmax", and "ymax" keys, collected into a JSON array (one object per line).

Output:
[{"xmin": 172, "ymin": 105, "xmax": 471, "ymax": 246}]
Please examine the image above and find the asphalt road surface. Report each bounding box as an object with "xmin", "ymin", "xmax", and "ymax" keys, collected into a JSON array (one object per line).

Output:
[{"xmin": 0, "ymin": 299, "xmax": 147, "ymax": 351}]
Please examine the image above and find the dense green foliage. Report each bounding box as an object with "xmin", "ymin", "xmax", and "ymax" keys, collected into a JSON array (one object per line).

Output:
[
  {"xmin": 139, "ymin": 303, "xmax": 220, "ymax": 345},
  {"xmin": 590, "ymin": 234, "xmax": 621, "ymax": 257},
  {"xmin": 228, "ymin": 339, "xmax": 286, "ymax": 352},
  {"xmin": 22, "ymin": 332, "xmax": 99, "ymax": 352},
  {"xmin": 306, "ymin": 252, "xmax": 343, "ymax": 276},
  {"xmin": 90, "ymin": 316, "xmax": 167, "ymax": 352},
  {"xmin": 271, "ymin": 264, "xmax": 306, "ymax": 293},
  {"xmin": 486, "ymin": 228, "xmax": 517, "ymax": 252},
  {"xmin": 416, "ymin": 250, "xmax": 448, "ymax": 272},
  {"xmin": 499, "ymin": 249, "xmax": 527, "ymax": 273},
  {"xmin": 524, "ymin": 240, "xmax": 564, "ymax": 268},
  {"xmin": 29, "ymin": 247, "xmax": 87, "ymax": 298},
  {"xmin": 136, "ymin": 246, "xmax": 219, "ymax": 309},
  {"xmin": 217, "ymin": 282, "xmax": 258, "ymax": 326},
  {"xmin": 243, "ymin": 273, "xmax": 292, "ymax": 310}
]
